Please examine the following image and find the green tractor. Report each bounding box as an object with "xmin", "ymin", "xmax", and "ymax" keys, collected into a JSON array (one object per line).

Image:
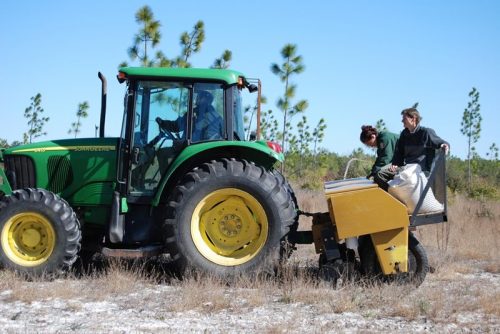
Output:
[{"xmin": 0, "ymin": 67, "xmax": 297, "ymax": 277}]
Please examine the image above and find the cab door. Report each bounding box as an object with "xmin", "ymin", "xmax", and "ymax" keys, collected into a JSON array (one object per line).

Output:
[{"xmin": 128, "ymin": 81, "xmax": 190, "ymax": 197}]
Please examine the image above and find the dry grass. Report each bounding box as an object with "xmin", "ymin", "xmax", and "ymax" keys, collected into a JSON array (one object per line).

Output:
[
  {"xmin": 86, "ymin": 259, "xmax": 160, "ymax": 297},
  {"xmin": 0, "ymin": 191, "xmax": 498, "ymax": 328},
  {"xmin": 168, "ymin": 273, "xmax": 232, "ymax": 312},
  {"xmin": 0, "ymin": 259, "xmax": 162, "ymax": 304},
  {"xmin": 0, "ymin": 270, "xmax": 84, "ymax": 303},
  {"xmin": 418, "ymin": 194, "xmax": 499, "ymax": 261},
  {"xmin": 286, "ymin": 189, "xmax": 500, "ymax": 320}
]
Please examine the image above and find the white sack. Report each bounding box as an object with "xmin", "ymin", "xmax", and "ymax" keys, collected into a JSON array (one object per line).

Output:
[{"xmin": 388, "ymin": 164, "xmax": 444, "ymax": 214}]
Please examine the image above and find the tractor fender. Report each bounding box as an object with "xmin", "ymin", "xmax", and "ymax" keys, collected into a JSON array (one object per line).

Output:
[{"xmin": 152, "ymin": 141, "xmax": 283, "ymax": 206}]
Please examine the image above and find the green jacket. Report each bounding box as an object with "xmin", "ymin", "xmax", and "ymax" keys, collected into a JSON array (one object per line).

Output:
[{"xmin": 370, "ymin": 131, "xmax": 399, "ymax": 176}]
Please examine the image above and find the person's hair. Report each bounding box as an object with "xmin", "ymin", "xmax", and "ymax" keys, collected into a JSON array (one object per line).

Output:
[
  {"xmin": 360, "ymin": 125, "xmax": 378, "ymax": 143},
  {"xmin": 401, "ymin": 108, "xmax": 422, "ymax": 124}
]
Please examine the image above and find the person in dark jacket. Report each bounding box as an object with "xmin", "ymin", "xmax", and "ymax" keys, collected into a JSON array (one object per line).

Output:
[
  {"xmin": 377, "ymin": 108, "xmax": 449, "ymax": 190},
  {"xmin": 156, "ymin": 90, "xmax": 223, "ymax": 142},
  {"xmin": 359, "ymin": 125, "xmax": 399, "ymax": 188}
]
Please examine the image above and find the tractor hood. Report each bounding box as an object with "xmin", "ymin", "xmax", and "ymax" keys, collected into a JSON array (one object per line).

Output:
[
  {"xmin": 5, "ymin": 137, "xmax": 118, "ymax": 155},
  {"xmin": 2, "ymin": 138, "xmax": 119, "ymax": 204}
]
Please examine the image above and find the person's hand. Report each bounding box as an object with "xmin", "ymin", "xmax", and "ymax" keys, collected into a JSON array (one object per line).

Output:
[
  {"xmin": 441, "ymin": 143, "xmax": 450, "ymax": 155},
  {"xmin": 389, "ymin": 164, "xmax": 398, "ymax": 173}
]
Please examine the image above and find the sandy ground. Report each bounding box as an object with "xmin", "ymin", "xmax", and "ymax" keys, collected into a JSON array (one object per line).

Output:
[{"xmin": 0, "ymin": 262, "xmax": 498, "ymax": 334}]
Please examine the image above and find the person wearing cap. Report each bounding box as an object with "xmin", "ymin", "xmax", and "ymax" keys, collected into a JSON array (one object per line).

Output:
[
  {"xmin": 359, "ymin": 125, "xmax": 399, "ymax": 189},
  {"xmin": 157, "ymin": 90, "xmax": 223, "ymax": 142},
  {"xmin": 191, "ymin": 90, "xmax": 223, "ymax": 141}
]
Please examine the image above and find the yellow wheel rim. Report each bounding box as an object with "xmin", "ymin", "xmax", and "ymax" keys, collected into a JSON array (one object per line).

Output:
[
  {"xmin": 191, "ymin": 188, "xmax": 268, "ymax": 266},
  {"xmin": 1, "ymin": 212, "xmax": 56, "ymax": 267}
]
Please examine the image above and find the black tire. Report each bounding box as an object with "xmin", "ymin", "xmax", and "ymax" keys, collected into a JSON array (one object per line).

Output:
[
  {"xmin": 359, "ymin": 233, "xmax": 429, "ymax": 286},
  {"xmin": 271, "ymin": 170, "xmax": 299, "ymax": 259},
  {"xmin": 0, "ymin": 188, "xmax": 81, "ymax": 277},
  {"xmin": 393, "ymin": 234, "xmax": 429, "ymax": 286},
  {"xmin": 318, "ymin": 258, "xmax": 344, "ymax": 284},
  {"xmin": 358, "ymin": 235, "xmax": 383, "ymax": 278},
  {"xmin": 163, "ymin": 158, "xmax": 296, "ymax": 278},
  {"xmin": 318, "ymin": 246, "xmax": 359, "ymax": 285}
]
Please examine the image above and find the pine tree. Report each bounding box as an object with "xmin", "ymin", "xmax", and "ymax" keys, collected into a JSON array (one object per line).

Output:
[
  {"xmin": 312, "ymin": 118, "xmax": 327, "ymax": 157},
  {"xmin": 173, "ymin": 21, "xmax": 205, "ymax": 68},
  {"xmin": 24, "ymin": 93, "xmax": 49, "ymax": 143},
  {"xmin": 260, "ymin": 109, "xmax": 279, "ymax": 142},
  {"xmin": 211, "ymin": 50, "xmax": 232, "ymax": 69},
  {"xmin": 487, "ymin": 143, "xmax": 498, "ymax": 161},
  {"xmin": 121, "ymin": 6, "xmax": 231, "ymax": 70},
  {"xmin": 122, "ymin": 6, "xmax": 163, "ymax": 67},
  {"xmin": 375, "ymin": 119, "xmax": 387, "ymax": 132},
  {"xmin": 270, "ymin": 44, "xmax": 308, "ymax": 155},
  {"xmin": 460, "ymin": 87, "xmax": 482, "ymax": 190},
  {"xmin": 0, "ymin": 138, "xmax": 9, "ymax": 148},
  {"xmin": 68, "ymin": 102, "xmax": 89, "ymax": 138}
]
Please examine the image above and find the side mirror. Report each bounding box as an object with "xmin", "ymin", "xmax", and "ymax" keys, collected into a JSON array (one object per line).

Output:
[{"xmin": 247, "ymin": 84, "xmax": 258, "ymax": 93}]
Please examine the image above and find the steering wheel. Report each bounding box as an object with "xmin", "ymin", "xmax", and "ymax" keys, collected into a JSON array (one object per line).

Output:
[{"xmin": 155, "ymin": 117, "xmax": 179, "ymax": 142}]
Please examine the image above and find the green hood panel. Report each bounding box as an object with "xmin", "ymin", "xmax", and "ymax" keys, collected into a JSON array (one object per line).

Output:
[
  {"xmin": 6, "ymin": 138, "xmax": 118, "ymax": 155},
  {"xmin": 5, "ymin": 138, "xmax": 118, "ymax": 205}
]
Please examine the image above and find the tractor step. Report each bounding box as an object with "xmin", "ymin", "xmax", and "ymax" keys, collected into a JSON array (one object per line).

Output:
[{"xmin": 101, "ymin": 245, "xmax": 164, "ymax": 258}]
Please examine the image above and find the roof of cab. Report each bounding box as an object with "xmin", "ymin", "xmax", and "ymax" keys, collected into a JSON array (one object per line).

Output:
[{"xmin": 119, "ymin": 67, "xmax": 244, "ymax": 85}]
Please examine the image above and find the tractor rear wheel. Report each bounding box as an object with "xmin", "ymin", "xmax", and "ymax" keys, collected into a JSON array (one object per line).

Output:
[
  {"xmin": 163, "ymin": 159, "xmax": 296, "ymax": 278},
  {"xmin": 271, "ymin": 170, "xmax": 299, "ymax": 259},
  {"xmin": 0, "ymin": 189, "xmax": 81, "ymax": 277}
]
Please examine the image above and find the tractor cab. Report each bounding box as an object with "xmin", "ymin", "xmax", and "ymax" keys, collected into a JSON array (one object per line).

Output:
[
  {"xmin": 98, "ymin": 67, "xmax": 277, "ymax": 250},
  {"xmin": 115, "ymin": 67, "xmax": 253, "ymax": 197}
]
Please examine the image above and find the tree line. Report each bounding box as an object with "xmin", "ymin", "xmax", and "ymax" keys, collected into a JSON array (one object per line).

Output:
[{"xmin": 1, "ymin": 5, "xmax": 498, "ymax": 200}]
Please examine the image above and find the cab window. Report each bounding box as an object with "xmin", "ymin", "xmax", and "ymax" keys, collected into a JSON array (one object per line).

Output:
[{"xmin": 130, "ymin": 81, "xmax": 189, "ymax": 194}]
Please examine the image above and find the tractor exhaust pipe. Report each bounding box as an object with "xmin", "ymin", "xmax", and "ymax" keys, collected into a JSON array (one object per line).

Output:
[{"xmin": 98, "ymin": 72, "xmax": 107, "ymax": 138}]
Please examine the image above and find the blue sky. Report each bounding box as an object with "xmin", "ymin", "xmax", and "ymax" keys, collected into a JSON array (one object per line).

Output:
[{"xmin": 1, "ymin": 1, "xmax": 499, "ymax": 159}]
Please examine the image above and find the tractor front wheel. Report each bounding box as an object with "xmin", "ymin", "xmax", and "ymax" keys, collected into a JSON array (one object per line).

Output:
[{"xmin": 0, "ymin": 189, "xmax": 81, "ymax": 277}]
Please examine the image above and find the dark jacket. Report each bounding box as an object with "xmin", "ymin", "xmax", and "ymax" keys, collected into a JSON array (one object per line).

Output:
[
  {"xmin": 192, "ymin": 104, "xmax": 223, "ymax": 141},
  {"xmin": 370, "ymin": 131, "xmax": 399, "ymax": 176},
  {"xmin": 392, "ymin": 125, "xmax": 449, "ymax": 172},
  {"xmin": 158, "ymin": 103, "xmax": 223, "ymax": 142}
]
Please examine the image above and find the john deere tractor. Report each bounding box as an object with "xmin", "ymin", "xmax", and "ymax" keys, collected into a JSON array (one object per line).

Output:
[
  {"xmin": 0, "ymin": 67, "xmax": 297, "ymax": 277},
  {"xmin": 0, "ymin": 67, "xmax": 447, "ymax": 286}
]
